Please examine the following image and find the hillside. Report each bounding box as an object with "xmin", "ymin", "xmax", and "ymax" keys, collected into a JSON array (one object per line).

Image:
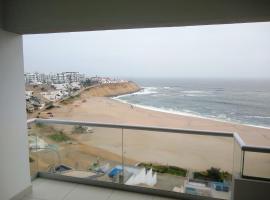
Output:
[
  {"xmin": 58, "ymin": 81, "xmax": 141, "ymax": 106},
  {"xmin": 84, "ymin": 81, "xmax": 141, "ymax": 97}
]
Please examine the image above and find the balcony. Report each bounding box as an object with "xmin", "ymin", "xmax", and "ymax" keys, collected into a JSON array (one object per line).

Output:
[
  {"xmin": 21, "ymin": 178, "xmax": 173, "ymax": 200},
  {"xmin": 27, "ymin": 118, "xmax": 270, "ymax": 200}
]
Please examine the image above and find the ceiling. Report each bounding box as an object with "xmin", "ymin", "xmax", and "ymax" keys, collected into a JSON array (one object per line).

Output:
[{"xmin": 2, "ymin": 0, "xmax": 270, "ymax": 34}]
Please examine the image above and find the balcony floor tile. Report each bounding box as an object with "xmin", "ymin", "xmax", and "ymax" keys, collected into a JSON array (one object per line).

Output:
[
  {"xmin": 20, "ymin": 178, "xmax": 178, "ymax": 200},
  {"xmin": 23, "ymin": 178, "xmax": 77, "ymax": 200},
  {"xmin": 64, "ymin": 184, "xmax": 113, "ymax": 200},
  {"xmin": 108, "ymin": 190, "xmax": 154, "ymax": 200}
]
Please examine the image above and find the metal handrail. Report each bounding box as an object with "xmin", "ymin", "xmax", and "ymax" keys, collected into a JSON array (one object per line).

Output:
[
  {"xmin": 242, "ymin": 145, "xmax": 270, "ymax": 153},
  {"xmin": 27, "ymin": 118, "xmax": 270, "ymax": 153},
  {"xmin": 233, "ymin": 132, "xmax": 245, "ymax": 147},
  {"xmin": 32, "ymin": 118, "xmax": 234, "ymax": 137}
]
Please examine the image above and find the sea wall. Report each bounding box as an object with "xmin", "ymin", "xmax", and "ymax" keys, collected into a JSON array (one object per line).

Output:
[{"xmin": 85, "ymin": 81, "xmax": 141, "ymax": 97}]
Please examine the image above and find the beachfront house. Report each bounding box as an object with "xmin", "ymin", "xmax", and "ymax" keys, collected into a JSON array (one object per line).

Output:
[{"xmin": 0, "ymin": 1, "xmax": 269, "ymax": 200}]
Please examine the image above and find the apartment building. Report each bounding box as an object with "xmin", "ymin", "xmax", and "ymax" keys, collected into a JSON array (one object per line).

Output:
[{"xmin": 24, "ymin": 72, "xmax": 85, "ymax": 84}]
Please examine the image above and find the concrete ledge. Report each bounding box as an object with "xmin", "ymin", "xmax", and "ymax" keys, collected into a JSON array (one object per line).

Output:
[
  {"xmin": 233, "ymin": 177, "xmax": 270, "ymax": 200},
  {"xmin": 10, "ymin": 185, "xmax": 32, "ymax": 200}
]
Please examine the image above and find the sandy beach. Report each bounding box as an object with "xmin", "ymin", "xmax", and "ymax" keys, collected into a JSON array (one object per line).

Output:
[{"xmin": 35, "ymin": 86, "xmax": 270, "ymax": 177}]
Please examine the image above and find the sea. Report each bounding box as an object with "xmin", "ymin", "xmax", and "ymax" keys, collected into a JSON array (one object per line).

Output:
[{"xmin": 113, "ymin": 78, "xmax": 270, "ymax": 129}]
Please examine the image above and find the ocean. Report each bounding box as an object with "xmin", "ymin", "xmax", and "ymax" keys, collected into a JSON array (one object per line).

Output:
[{"xmin": 113, "ymin": 78, "xmax": 270, "ymax": 128}]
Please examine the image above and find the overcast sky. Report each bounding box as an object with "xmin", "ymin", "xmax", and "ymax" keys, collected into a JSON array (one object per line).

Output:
[{"xmin": 23, "ymin": 22, "xmax": 270, "ymax": 79}]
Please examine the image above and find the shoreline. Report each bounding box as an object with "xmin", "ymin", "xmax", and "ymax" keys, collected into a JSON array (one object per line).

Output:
[
  {"xmin": 30, "ymin": 80, "xmax": 270, "ymax": 177},
  {"xmin": 43, "ymin": 95, "xmax": 270, "ymax": 146},
  {"xmin": 113, "ymin": 93, "xmax": 270, "ymax": 130},
  {"xmin": 36, "ymin": 92, "xmax": 270, "ymax": 174}
]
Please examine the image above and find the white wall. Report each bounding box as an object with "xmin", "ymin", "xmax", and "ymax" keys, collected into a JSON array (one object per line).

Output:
[{"xmin": 0, "ymin": 28, "xmax": 31, "ymax": 200}]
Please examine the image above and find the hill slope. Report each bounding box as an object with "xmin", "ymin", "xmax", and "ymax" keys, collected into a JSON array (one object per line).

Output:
[{"xmin": 84, "ymin": 81, "xmax": 141, "ymax": 97}]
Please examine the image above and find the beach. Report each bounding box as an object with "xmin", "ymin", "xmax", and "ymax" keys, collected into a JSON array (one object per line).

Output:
[{"xmin": 35, "ymin": 85, "xmax": 270, "ymax": 177}]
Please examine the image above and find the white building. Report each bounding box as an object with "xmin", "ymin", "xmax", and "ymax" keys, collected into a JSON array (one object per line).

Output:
[
  {"xmin": 25, "ymin": 72, "xmax": 85, "ymax": 84},
  {"xmin": 24, "ymin": 73, "xmax": 37, "ymax": 84},
  {"xmin": 125, "ymin": 167, "xmax": 157, "ymax": 187},
  {"xmin": 25, "ymin": 91, "xmax": 33, "ymax": 100}
]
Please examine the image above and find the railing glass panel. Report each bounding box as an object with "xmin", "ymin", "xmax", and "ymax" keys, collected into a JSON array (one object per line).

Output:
[
  {"xmin": 28, "ymin": 122, "xmax": 124, "ymax": 183},
  {"xmin": 122, "ymin": 128, "xmax": 233, "ymax": 199},
  {"xmin": 242, "ymin": 151, "xmax": 270, "ymax": 180},
  {"xmin": 28, "ymin": 124, "xmax": 39, "ymax": 178}
]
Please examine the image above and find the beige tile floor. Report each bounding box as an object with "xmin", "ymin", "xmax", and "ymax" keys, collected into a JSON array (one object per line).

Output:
[{"xmin": 20, "ymin": 178, "xmax": 176, "ymax": 200}]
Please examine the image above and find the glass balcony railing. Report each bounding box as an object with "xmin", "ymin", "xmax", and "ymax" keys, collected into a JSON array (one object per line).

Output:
[
  {"xmin": 27, "ymin": 118, "xmax": 270, "ymax": 200},
  {"xmin": 241, "ymin": 147, "xmax": 270, "ymax": 180}
]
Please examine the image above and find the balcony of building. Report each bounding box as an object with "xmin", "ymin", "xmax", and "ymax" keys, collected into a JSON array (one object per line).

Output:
[
  {"xmin": 20, "ymin": 178, "xmax": 175, "ymax": 200},
  {"xmin": 1, "ymin": 1, "xmax": 270, "ymax": 200},
  {"xmin": 23, "ymin": 118, "xmax": 270, "ymax": 200}
]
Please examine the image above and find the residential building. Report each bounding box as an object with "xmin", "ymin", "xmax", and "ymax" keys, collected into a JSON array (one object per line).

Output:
[
  {"xmin": 0, "ymin": 1, "xmax": 270, "ymax": 200},
  {"xmin": 24, "ymin": 72, "xmax": 86, "ymax": 84}
]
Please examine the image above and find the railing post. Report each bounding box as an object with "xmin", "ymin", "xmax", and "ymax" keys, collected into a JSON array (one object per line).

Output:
[
  {"xmin": 240, "ymin": 150, "xmax": 245, "ymax": 178},
  {"xmin": 35, "ymin": 133, "xmax": 39, "ymax": 173},
  {"xmin": 120, "ymin": 128, "xmax": 124, "ymax": 184}
]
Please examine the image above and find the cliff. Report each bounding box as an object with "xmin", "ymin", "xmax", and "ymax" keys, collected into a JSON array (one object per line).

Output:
[{"xmin": 85, "ymin": 81, "xmax": 141, "ymax": 97}]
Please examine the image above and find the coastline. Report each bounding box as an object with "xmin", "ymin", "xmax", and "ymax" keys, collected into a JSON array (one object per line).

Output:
[
  {"xmin": 35, "ymin": 84, "xmax": 270, "ymax": 174},
  {"xmin": 39, "ymin": 84, "xmax": 270, "ymax": 146},
  {"xmin": 113, "ymin": 95, "xmax": 270, "ymax": 130}
]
